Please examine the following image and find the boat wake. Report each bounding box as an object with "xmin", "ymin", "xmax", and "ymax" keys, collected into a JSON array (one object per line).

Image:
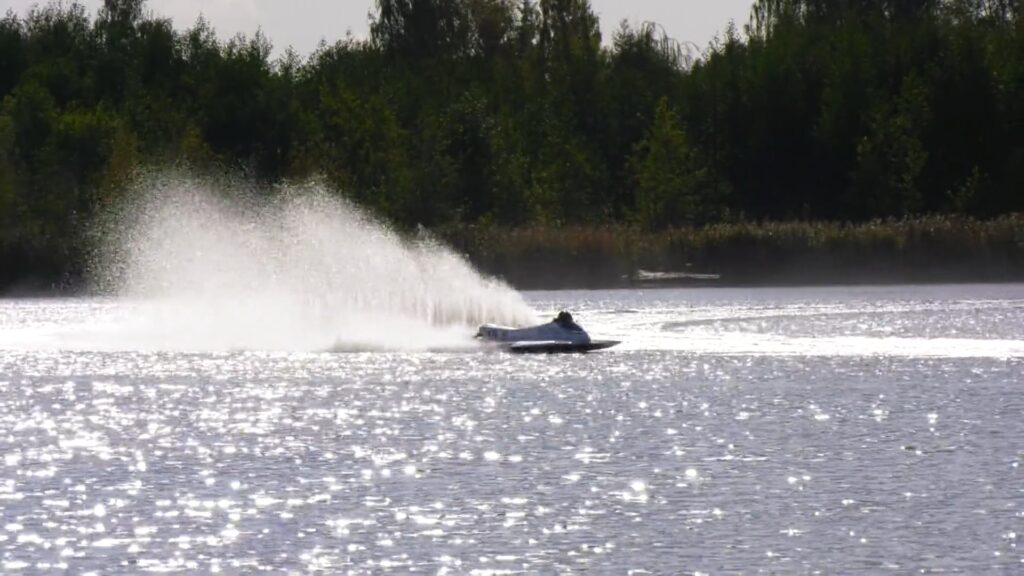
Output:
[{"xmin": 570, "ymin": 303, "xmax": 1024, "ymax": 358}]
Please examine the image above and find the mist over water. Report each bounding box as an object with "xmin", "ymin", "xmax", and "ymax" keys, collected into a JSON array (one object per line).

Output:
[{"xmin": 79, "ymin": 174, "xmax": 535, "ymax": 352}]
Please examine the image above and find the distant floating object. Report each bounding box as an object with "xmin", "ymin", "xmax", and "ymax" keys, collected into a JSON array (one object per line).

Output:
[
  {"xmin": 629, "ymin": 269, "xmax": 722, "ymax": 285},
  {"xmin": 476, "ymin": 311, "xmax": 620, "ymax": 354}
]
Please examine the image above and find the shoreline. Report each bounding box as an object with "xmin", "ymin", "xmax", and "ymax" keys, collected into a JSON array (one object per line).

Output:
[
  {"xmin": 3, "ymin": 215, "xmax": 1023, "ymax": 296},
  {"xmin": 444, "ymin": 215, "xmax": 1024, "ymax": 290},
  {"xmin": 6, "ymin": 278, "xmax": 1024, "ymax": 299}
]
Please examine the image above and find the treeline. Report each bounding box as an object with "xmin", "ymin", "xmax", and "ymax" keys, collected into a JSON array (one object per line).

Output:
[{"xmin": 0, "ymin": 0, "xmax": 1022, "ymax": 289}]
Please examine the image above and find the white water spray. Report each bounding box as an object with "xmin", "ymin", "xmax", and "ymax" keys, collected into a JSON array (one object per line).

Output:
[{"xmin": 82, "ymin": 173, "xmax": 535, "ymax": 352}]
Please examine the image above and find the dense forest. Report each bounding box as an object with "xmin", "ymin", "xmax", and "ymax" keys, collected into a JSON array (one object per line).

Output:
[{"xmin": 0, "ymin": 0, "xmax": 1022, "ymax": 288}]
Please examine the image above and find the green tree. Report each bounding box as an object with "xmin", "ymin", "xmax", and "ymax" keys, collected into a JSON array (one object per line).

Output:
[
  {"xmin": 851, "ymin": 74, "xmax": 931, "ymax": 217},
  {"xmin": 0, "ymin": 12, "xmax": 26, "ymax": 99},
  {"xmin": 372, "ymin": 0, "xmax": 472, "ymax": 61},
  {"xmin": 631, "ymin": 98, "xmax": 717, "ymax": 229}
]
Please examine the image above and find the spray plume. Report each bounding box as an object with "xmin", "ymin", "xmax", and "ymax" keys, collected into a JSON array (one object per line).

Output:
[{"xmin": 86, "ymin": 172, "xmax": 535, "ymax": 352}]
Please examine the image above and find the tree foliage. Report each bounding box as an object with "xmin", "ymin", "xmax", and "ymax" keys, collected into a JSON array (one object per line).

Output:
[{"xmin": 0, "ymin": 0, "xmax": 1021, "ymax": 288}]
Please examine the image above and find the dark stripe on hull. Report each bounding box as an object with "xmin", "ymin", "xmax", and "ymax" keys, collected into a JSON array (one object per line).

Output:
[{"xmin": 507, "ymin": 340, "xmax": 621, "ymax": 354}]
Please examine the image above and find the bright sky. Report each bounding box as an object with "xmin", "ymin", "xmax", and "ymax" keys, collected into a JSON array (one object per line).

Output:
[{"xmin": 1, "ymin": 0, "xmax": 754, "ymax": 56}]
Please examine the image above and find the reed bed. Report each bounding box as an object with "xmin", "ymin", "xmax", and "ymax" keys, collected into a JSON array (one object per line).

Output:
[{"xmin": 440, "ymin": 215, "xmax": 1024, "ymax": 288}]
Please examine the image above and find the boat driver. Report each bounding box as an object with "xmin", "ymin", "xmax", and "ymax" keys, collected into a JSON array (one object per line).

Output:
[{"xmin": 554, "ymin": 311, "xmax": 583, "ymax": 332}]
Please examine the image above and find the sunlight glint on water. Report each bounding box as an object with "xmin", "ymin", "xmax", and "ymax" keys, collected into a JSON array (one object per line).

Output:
[{"xmin": 0, "ymin": 286, "xmax": 1023, "ymax": 572}]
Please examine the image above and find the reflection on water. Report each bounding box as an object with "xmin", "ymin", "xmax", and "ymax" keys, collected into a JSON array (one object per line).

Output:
[{"xmin": 0, "ymin": 284, "xmax": 1022, "ymax": 573}]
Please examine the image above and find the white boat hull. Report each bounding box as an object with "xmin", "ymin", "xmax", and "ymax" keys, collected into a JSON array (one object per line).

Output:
[{"xmin": 477, "ymin": 314, "xmax": 620, "ymax": 354}]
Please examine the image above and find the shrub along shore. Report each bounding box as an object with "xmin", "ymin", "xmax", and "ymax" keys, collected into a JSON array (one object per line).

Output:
[{"xmin": 442, "ymin": 215, "xmax": 1024, "ymax": 289}]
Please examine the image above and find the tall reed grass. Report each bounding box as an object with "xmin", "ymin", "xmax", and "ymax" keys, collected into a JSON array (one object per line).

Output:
[{"xmin": 441, "ymin": 215, "xmax": 1024, "ymax": 288}]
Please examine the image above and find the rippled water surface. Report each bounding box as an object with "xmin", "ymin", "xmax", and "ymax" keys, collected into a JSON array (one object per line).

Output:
[{"xmin": 1, "ymin": 284, "xmax": 1022, "ymax": 573}]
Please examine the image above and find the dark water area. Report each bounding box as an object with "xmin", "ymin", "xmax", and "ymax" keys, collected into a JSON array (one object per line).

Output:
[{"xmin": 0, "ymin": 285, "xmax": 1021, "ymax": 573}]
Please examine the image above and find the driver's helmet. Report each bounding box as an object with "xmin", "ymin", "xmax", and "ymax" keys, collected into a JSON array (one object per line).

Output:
[{"xmin": 556, "ymin": 311, "xmax": 573, "ymax": 324}]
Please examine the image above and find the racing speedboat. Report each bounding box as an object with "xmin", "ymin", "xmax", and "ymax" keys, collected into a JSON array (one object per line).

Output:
[{"xmin": 476, "ymin": 311, "xmax": 620, "ymax": 354}]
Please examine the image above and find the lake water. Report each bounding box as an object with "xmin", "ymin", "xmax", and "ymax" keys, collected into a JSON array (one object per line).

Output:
[{"xmin": 0, "ymin": 284, "xmax": 1022, "ymax": 574}]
